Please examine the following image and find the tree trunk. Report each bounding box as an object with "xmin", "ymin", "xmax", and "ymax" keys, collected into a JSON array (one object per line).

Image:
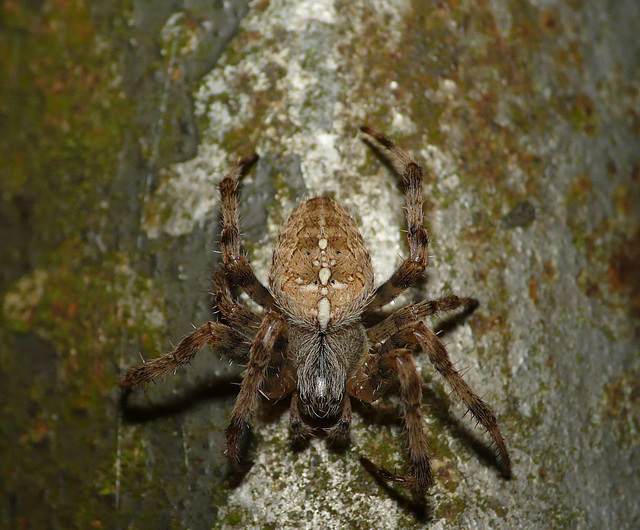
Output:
[{"xmin": 1, "ymin": 0, "xmax": 639, "ymax": 527}]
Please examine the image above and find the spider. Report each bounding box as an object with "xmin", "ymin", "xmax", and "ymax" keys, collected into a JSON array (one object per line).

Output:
[{"xmin": 120, "ymin": 127, "xmax": 511, "ymax": 490}]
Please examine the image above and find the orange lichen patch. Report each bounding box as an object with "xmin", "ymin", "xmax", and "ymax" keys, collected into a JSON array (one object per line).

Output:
[
  {"xmin": 540, "ymin": 10, "xmax": 560, "ymax": 32},
  {"xmin": 21, "ymin": 420, "xmax": 51, "ymax": 445},
  {"xmin": 542, "ymin": 260, "xmax": 558, "ymax": 282},
  {"xmin": 613, "ymin": 183, "xmax": 637, "ymax": 217},
  {"xmin": 603, "ymin": 373, "xmax": 640, "ymax": 448},
  {"xmin": 608, "ymin": 228, "xmax": 640, "ymax": 320},
  {"xmin": 470, "ymin": 313, "xmax": 506, "ymax": 336},
  {"xmin": 577, "ymin": 269, "xmax": 601, "ymax": 298},
  {"xmin": 528, "ymin": 276, "xmax": 539, "ymax": 303},
  {"xmin": 571, "ymin": 174, "xmax": 592, "ymax": 199},
  {"xmin": 67, "ymin": 301, "xmax": 79, "ymax": 319}
]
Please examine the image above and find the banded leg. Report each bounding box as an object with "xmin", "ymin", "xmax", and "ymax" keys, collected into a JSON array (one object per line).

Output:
[
  {"xmin": 362, "ymin": 347, "xmax": 434, "ymax": 491},
  {"xmin": 289, "ymin": 391, "xmax": 312, "ymax": 440},
  {"xmin": 225, "ymin": 311, "xmax": 288, "ymax": 465},
  {"xmin": 219, "ymin": 156, "xmax": 276, "ymax": 309},
  {"xmin": 413, "ymin": 322, "xmax": 511, "ymax": 477},
  {"xmin": 120, "ymin": 322, "xmax": 248, "ymax": 389},
  {"xmin": 349, "ymin": 323, "xmax": 419, "ymax": 405},
  {"xmin": 327, "ymin": 396, "xmax": 352, "ymax": 445},
  {"xmin": 212, "ymin": 270, "xmax": 262, "ymax": 333},
  {"xmin": 367, "ymin": 294, "xmax": 478, "ymax": 344},
  {"xmin": 361, "ymin": 127, "xmax": 430, "ymax": 311}
]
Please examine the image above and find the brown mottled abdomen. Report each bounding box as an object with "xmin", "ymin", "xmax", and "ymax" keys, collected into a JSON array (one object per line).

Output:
[{"xmin": 269, "ymin": 197, "xmax": 375, "ymax": 328}]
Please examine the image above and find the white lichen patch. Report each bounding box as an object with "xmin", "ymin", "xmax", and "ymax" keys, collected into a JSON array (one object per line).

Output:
[
  {"xmin": 142, "ymin": 0, "xmax": 413, "ymax": 277},
  {"xmin": 2, "ymin": 269, "xmax": 48, "ymax": 326},
  {"xmin": 143, "ymin": 142, "xmax": 230, "ymax": 238},
  {"xmin": 116, "ymin": 274, "xmax": 167, "ymax": 334},
  {"xmin": 282, "ymin": 0, "xmax": 336, "ymax": 31},
  {"xmin": 215, "ymin": 415, "xmax": 406, "ymax": 529}
]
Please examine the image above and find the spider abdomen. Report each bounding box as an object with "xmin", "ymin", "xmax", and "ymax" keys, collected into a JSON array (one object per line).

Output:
[{"xmin": 269, "ymin": 197, "xmax": 375, "ymax": 329}]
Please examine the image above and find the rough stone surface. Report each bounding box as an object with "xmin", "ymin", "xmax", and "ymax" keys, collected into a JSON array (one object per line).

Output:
[{"xmin": 1, "ymin": 0, "xmax": 639, "ymax": 528}]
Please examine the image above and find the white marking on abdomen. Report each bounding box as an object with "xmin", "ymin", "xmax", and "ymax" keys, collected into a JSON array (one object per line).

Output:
[
  {"xmin": 319, "ymin": 267, "xmax": 331, "ymax": 285},
  {"xmin": 317, "ymin": 298, "xmax": 330, "ymax": 329}
]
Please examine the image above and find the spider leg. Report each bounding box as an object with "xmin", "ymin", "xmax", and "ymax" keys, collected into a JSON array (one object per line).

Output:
[
  {"xmin": 327, "ymin": 396, "xmax": 352, "ymax": 446},
  {"xmin": 361, "ymin": 127, "xmax": 429, "ymax": 311},
  {"xmin": 412, "ymin": 322, "xmax": 512, "ymax": 478},
  {"xmin": 348, "ymin": 325, "xmax": 416, "ymax": 404},
  {"xmin": 367, "ymin": 294, "xmax": 478, "ymax": 344},
  {"xmin": 219, "ymin": 155, "xmax": 277, "ymax": 310},
  {"xmin": 363, "ymin": 347, "xmax": 435, "ymax": 491},
  {"xmin": 212, "ymin": 269, "xmax": 262, "ymax": 334},
  {"xmin": 289, "ymin": 390, "xmax": 313, "ymax": 440},
  {"xmin": 120, "ymin": 322, "xmax": 249, "ymax": 389},
  {"xmin": 225, "ymin": 311, "xmax": 288, "ymax": 466}
]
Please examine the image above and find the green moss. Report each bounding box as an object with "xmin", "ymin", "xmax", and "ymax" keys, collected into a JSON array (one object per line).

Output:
[
  {"xmin": 436, "ymin": 494, "xmax": 467, "ymax": 522},
  {"xmin": 0, "ymin": 1, "xmax": 135, "ymax": 256},
  {"xmin": 0, "ymin": 1, "xmax": 179, "ymax": 526},
  {"xmin": 602, "ymin": 372, "xmax": 640, "ymax": 449}
]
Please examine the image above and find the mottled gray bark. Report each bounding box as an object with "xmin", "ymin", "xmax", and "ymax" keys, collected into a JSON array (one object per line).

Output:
[{"xmin": 1, "ymin": 0, "xmax": 639, "ymax": 528}]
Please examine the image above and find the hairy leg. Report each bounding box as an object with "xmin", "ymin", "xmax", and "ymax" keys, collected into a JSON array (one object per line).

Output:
[
  {"xmin": 361, "ymin": 127, "xmax": 430, "ymax": 311},
  {"xmin": 225, "ymin": 311, "xmax": 288, "ymax": 465},
  {"xmin": 218, "ymin": 155, "xmax": 276, "ymax": 309},
  {"xmin": 367, "ymin": 294, "xmax": 478, "ymax": 344},
  {"xmin": 361, "ymin": 347, "xmax": 434, "ymax": 491},
  {"xmin": 120, "ymin": 322, "xmax": 248, "ymax": 389},
  {"xmin": 413, "ymin": 322, "xmax": 511, "ymax": 477},
  {"xmin": 212, "ymin": 270, "xmax": 262, "ymax": 333},
  {"xmin": 327, "ymin": 396, "xmax": 352, "ymax": 445},
  {"xmin": 289, "ymin": 391, "xmax": 312, "ymax": 440},
  {"xmin": 349, "ymin": 323, "xmax": 419, "ymax": 405}
]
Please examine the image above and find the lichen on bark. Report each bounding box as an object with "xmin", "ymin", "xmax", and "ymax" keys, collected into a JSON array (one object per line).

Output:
[{"xmin": 1, "ymin": 0, "xmax": 640, "ymax": 528}]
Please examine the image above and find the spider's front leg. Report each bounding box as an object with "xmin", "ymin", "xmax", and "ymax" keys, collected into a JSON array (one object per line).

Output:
[
  {"xmin": 120, "ymin": 322, "xmax": 249, "ymax": 389},
  {"xmin": 212, "ymin": 269, "xmax": 262, "ymax": 334},
  {"xmin": 361, "ymin": 127, "xmax": 430, "ymax": 311},
  {"xmin": 225, "ymin": 311, "xmax": 289, "ymax": 466},
  {"xmin": 219, "ymin": 155, "xmax": 277, "ymax": 310},
  {"xmin": 289, "ymin": 391, "xmax": 313, "ymax": 441},
  {"xmin": 327, "ymin": 396, "xmax": 352, "ymax": 446}
]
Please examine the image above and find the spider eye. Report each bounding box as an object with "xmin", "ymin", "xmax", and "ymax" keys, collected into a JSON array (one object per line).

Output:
[{"xmin": 306, "ymin": 251, "xmax": 311, "ymax": 256}]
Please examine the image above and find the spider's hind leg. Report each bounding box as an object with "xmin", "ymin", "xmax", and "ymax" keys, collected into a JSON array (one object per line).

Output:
[
  {"xmin": 412, "ymin": 322, "xmax": 512, "ymax": 478},
  {"xmin": 225, "ymin": 311, "xmax": 289, "ymax": 466},
  {"xmin": 352, "ymin": 337, "xmax": 435, "ymax": 491}
]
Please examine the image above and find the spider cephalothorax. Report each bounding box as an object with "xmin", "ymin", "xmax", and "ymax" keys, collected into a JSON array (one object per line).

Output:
[{"xmin": 121, "ymin": 127, "xmax": 511, "ymax": 490}]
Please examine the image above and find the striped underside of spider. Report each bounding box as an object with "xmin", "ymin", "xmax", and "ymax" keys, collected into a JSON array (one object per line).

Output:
[{"xmin": 120, "ymin": 127, "xmax": 511, "ymax": 491}]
